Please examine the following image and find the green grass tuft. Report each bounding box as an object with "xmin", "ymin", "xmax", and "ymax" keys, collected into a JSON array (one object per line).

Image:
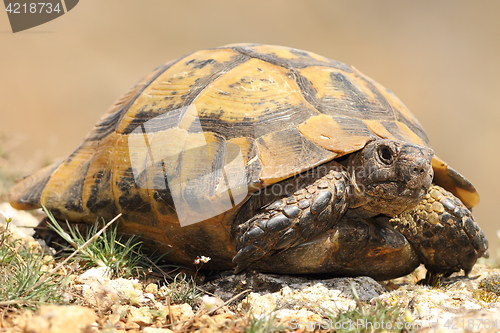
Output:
[
  {"xmin": 44, "ymin": 206, "xmax": 168, "ymax": 279},
  {"xmin": 474, "ymin": 274, "xmax": 500, "ymax": 303},
  {"xmin": 479, "ymin": 273, "xmax": 500, "ymax": 295},
  {"xmin": 0, "ymin": 234, "xmax": 69, "ymax": 309},
  {"xmin": 473, "ymin": 289, "xmax": 500, "ymax": 303},
  {"xmin": 244, "ymin": 313, "xmax": 286, "ymax": 333},
  {"xmin": 165, "ymin": 273, "xmax": 202, "ymax": 307}
]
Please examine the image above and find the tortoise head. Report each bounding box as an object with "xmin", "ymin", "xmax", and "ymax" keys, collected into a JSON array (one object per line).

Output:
[{"xmin": 348, "ymin": 139, "xmax": 434, "ymax": 216}]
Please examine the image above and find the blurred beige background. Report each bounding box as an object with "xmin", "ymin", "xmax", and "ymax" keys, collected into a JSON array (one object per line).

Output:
[{"xmin": 1, "ymin": 1, "xmax": 499, "ymax": 261}]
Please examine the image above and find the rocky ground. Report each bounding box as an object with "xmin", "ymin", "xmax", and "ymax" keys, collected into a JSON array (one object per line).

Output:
[{"xmin": 0, "ymin": 203, "xmax": 499, "ymax": 333}]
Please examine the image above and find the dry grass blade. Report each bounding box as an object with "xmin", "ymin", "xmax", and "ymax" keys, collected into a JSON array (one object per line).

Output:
[
  {"xmin": 207, "ymin": 289, "xmax": 251, "ymax": 316},
  {"xmin": 0, "ymin": 300, "xmax": 40, "ymax": 306},
  {"xmin": 2, "ymin": 242, "xmax": 26, "ymax": 268}
]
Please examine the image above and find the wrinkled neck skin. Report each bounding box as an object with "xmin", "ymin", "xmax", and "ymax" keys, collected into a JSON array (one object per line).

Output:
[
  {"xmin": 347, "ymin": 176, "xmax": 374, "ymax": 217},
  {"xmin": 347, "ymin": 139, "xmax": 434, "ymax": 218}
]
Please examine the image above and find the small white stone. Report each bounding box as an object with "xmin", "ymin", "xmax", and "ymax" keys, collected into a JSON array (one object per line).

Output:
[
  {"xmin": 75, "ymin": 267, "xmax": 112, "ymax": 284},
  {"xmin": 0, "ymin": 202, "xmax": 39, "ymax": 236},
  {"xmin": 241, "ymin": 292, "xmax": 277, "ymax": 316},
  {"xmin": 107, "ymin": 278, "xmax": 143, "ymax": 303},
  {"xmin": 239, "ymin": 281, "xmax": 355, "ymax": 316},
  {"xmin": 127, "ymin": 306, "xmax": 153, "ymax": 325},
  {"xmin": 23, "ymin": 305, "xmax": 98, "ymax": 333},
  {"xmin": 169, "ymin": 303, "xmax": 194, "ymax": 322},
  {"xmin": 145, "ymin": 283, "xmax": 158, "ymax": 294},
  {"xmin": 201, "ymin": 295, "xmax": 224, "ymax": 312}
]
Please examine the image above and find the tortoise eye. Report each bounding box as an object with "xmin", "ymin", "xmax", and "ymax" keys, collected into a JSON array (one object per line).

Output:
[{"xmin": 378, "ymin": 146, "xmax": 393, "ymax": 164}]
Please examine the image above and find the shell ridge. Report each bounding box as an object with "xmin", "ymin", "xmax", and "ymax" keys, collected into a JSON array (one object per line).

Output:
[{"xmin": 231, "ymin": 44, "xmax": 352, "ymax": 71}]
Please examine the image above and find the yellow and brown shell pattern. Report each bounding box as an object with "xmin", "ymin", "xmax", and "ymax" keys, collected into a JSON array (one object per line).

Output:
[{"xmin": 9, "ymin": 44, "xmax": 478, "ymax": 267}]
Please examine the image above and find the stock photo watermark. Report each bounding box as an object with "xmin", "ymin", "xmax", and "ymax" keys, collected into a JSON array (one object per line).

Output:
[
  {"xmin": 290, "ymin": 318, "xmax": 420, "ymax": 331},
  {"xmin": 3, "ymin": 0, "xmax": 79, "ymax": 33},
  {"xmin": 289, "ymin": 318, "xmax": 499, "ymax": 331},
  {"xmin": 128, "ymin": 104, "xmax": 249, "ymax": 227}
]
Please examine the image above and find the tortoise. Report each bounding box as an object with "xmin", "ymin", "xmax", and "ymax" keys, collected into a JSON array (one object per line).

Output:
[{"xmin": 9, "ymin": 44, "xmax": 488, "ymax": 281}]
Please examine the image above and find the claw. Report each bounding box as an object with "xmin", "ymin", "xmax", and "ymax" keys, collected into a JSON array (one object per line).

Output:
[
  {"xmin": 421, "ymin": 270, "xmax": 444, "ymax": 287},
  {"xmin": 234, "ymin": 263, "xmax": 247, "ymax": 274},
  {"xmin": 233, "ymin": 244, "xmax": 264, "ymax": 273}
]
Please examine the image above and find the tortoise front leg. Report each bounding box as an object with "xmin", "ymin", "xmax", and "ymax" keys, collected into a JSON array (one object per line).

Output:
[
  {"xmin": 390, "ymin": 185, "xmax": 489, "ymax": 278},
  {"xmin": 233, "ymin": 168, "xmax": 350, "ymax": 273}
]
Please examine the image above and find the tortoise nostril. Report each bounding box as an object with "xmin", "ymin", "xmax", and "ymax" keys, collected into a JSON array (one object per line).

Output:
[
  {"xmin": 411, "ymin": 157, "xmax": 430, "ymax": 176},
  {"xmin": 413, "ymin": 167, "xmax": 425, "ymax": 174}
]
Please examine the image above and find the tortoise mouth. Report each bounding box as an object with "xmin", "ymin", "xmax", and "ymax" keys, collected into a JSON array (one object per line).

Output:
[
  {"xmin": 399, "ymin": 185, "xmax": 428, "ymax": 200},
  {"xmin": 366, "ymin": 181, "xmax": 428, "ymax": 197},
  {"xmin": 362, "ymin": 182, "xmax": 429, "ymax": 215}
]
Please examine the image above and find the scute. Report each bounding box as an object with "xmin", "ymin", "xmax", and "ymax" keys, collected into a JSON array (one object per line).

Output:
[
  {"xmin": 256, "ymin": 127, "xmax": 336, "ymax": 184},
  {"xmin": 298, "ymin": 114, "xmax": 373, "ymax": 154},
  {"xmin": 432, "ymin": 156, "xmax": 479, "ymax": 208}
]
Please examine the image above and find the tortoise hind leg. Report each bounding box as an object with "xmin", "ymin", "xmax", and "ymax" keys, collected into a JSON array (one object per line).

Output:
[
  {"xmin": 233, "ymin": 168, "xmax": 350, "ymax": 273},
  {"xmin": 390, "ymin": 185, "xmax": 488, "ymax": 278}
]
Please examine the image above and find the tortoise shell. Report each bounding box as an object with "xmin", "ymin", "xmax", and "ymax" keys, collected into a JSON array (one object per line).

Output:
[{"xmin": 9, "ymin": 44, "xmax": 479, "ymax": 268}]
